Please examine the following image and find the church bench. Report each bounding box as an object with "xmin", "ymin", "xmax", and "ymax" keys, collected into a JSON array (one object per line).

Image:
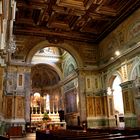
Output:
[
  {"xmin": 103, "ymin": 135, "xmax": 139, "ymax": 140},
  {"xmin": 56, "ymin": 133, "xmax": 122, "ymax": 140},
  {"xmin": 36, "ymin": 129, "xmax": 139, "ymax": 140},
  {"xmin": 36, "ymin": 130, "xmax": 108, "ymax": 140},
  {"xmin": 0, "ymin": 136, "xmax": 9, "ymax": 140},
  {"xmin": 64, "ymin": 135, "xmax": 139, "ymax": 140},
  {"xmin": 36, "ymin": 130, "xmax": 53, "ymax": 140},
  {"xmin": 87, "ymin": 127, "xmax": 140, "ymax": 137},
  {"xmin": 123, "ymin": 127, "xmax": 140, "ymax": 136}
]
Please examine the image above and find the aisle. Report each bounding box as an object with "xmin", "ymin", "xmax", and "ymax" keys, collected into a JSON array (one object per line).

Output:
[{"xmin": 10, "ymin": 133, "xmax": 35, "ymax": 140}]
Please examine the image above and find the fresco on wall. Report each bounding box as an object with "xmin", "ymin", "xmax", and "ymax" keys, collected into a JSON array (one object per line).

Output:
[
  {"xmin": 6, "ymin": 72, "xmax": 17, "ymax": 94},
  {"xmin": 63, "ymin": 52, "xmax": 77, "ymax": 77},
  {"xmin": 65, "ymin": 89, "xmax": 77, "ymax": 113},
  {"xmin": 99, "ymin": 9, "xmax": 140, "ymax": 62},
  {"xmin": 129, "ymin": 21, "xmax": 140, "ymax": 39},
  {"xmin": 82, "ymin": 46, "xmax": 97, "ymax": 66},
  {"xmin": 67, "ymin": 64, "xmax": 75, "ymax": 75},
  {"xmin": 31, "ymin": 92, "xmax": 41, "ymax": 107}
]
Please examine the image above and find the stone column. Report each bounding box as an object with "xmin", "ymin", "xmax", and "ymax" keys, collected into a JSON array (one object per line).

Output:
[{"xmin": 120, "ymin": 81, "xmax": 136, "ymax": 127}]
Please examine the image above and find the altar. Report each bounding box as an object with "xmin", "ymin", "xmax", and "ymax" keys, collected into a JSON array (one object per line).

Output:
[
  {"xmin": 31, "ymin": 112, "xmax": 60, "ymax": 122},
  {"xmin": 41, "ymin": 121, "xmax": 66, "ymax": 130},
  {"xmin": 31, "ymin": 112, "xmax": 66, "ymax": 130},
  {"xmin": 30, "ymin": 93, "xmax": 66, "ymax": 130}
]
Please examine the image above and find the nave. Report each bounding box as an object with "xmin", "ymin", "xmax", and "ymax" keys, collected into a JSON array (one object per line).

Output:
[{"xmin": 1, "ymin": 0, "xmax": 140, "ymax": 139}]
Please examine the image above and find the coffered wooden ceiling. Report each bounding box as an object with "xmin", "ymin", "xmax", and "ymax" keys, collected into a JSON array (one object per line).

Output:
[{"xmin": 14, "ymin": 0, "xmax": 140, "ymax": 43}]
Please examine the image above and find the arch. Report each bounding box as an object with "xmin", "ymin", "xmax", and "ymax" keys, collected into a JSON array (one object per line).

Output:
[
  {"xmin": 107, "ymin": 70, "xmax": 125, "ymax": 127},
  {"xmin": 107, "ymin": 71, "xmax": 123, "ymax": 88},
  {"xmin": 112, "ymin": 75, "xmax": 124, "ymax": 127},
  {"xmin": 26, "ymin": 40, "xmax": 83, "ymax": 68}
]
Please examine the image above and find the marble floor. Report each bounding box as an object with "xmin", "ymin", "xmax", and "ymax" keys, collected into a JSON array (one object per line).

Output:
[{"xmin": 10, "ymin": 133, "xmax": 35, "ymax": 140}]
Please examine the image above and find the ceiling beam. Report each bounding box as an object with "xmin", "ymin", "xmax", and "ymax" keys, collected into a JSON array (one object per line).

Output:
[{"xmin": 13, "ymin": 26, "xmax": 97, "ymax": 43}]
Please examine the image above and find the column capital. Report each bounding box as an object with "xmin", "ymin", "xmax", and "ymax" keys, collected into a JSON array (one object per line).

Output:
[{"xmin": 120, "ymin": 80, "xmax": 133, "ymax": 89}]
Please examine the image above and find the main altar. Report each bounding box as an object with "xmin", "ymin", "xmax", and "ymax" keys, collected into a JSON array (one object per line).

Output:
[
  {"xmin": 30, "ymin": 93, "xmax": 66, "ymax": 131},
  {"xmin": 31, "ymin": 112, "xmax": 66, "ymax": 130}
]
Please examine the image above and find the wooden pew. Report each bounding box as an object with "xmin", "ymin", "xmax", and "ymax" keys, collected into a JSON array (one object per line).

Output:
[
  {"xmin": 0, "ymin": 136, "xmax": 9, "ymax": 140},
  {"xmin": 103, "ymin": 135, "xmax": 139, "ymax": 140},
  {"xmin": 36, "ymin": 130, "xmax": 53, "ymax": 140},
  {"xmin": 55, "ymin": 132, "xmax": 122, "ymax": 140},
  {"xmin": 36, "ymin": 129, "xmax": 140, "ymax": 140},
  {"xmin": 69, "ymin": 134, "xmax": 122, "ymax": 140}
]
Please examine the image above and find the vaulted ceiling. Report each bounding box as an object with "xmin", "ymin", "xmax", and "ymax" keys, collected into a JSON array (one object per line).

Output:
[
  {"xmin": 14, "ymin": 0, "xmax": 140, "ymax": 43},
  {"xmin": 31, "ymin": 64, "xmax": 60, "ymax": 88}
]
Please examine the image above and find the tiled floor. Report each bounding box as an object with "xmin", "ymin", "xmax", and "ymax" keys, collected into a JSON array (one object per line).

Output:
[{"xmin": 10, "ymin": 133, "xmax": 35, "ymax": 140}]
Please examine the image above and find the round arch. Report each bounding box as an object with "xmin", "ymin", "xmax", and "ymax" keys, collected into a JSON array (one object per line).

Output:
[
  {"xmin": 26, "ymin": 41, "xmax": 83, "ymax": 68},
  {"xmin": 107, "ymin": 70, "xmax": 125, "ymax": 127},
  {"xmin": 107, "ymin": 71, "xmax": 123, "ymax": 88}
]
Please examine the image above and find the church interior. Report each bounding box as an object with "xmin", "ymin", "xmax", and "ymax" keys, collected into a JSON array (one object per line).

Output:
[{"xmin": 1, "ymin": 0, "xmax": 140, "ymax": 139}]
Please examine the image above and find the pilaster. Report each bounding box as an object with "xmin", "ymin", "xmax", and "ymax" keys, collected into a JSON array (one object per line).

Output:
[
  {"xmin": 132, "ymin": 76, "xmax": 140, "ymax": 127},
  {"xmin": 77, "ymin": 70, "xmax": 87, "ymax": 124},
  {"xmin": 120, "ymin": 81, "xmax": 137, "ymax": 127},
  {"xmin": 3, "ymin": 65, "xmax": 31, "ymax": 134},
  {"xmin": 86, "ymin": 89, "xmax": 116, "ymax": 128}
]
